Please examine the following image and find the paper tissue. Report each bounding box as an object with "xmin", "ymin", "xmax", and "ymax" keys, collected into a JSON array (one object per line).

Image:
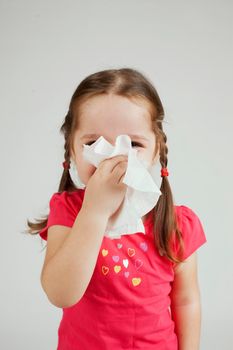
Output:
[{"xmin": 69, "ymin": 134, "xmax": 162, "ymax": 239}]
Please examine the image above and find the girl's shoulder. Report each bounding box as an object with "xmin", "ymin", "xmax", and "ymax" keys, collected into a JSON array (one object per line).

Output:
[
  {"xmin": 39, "ymin": 189, "xmax": 85, "ymax": 241},
  {"xmin": 51, "ymin": 188, "xmax": 85, "ymax": 199},
  {"xmin": 174, "ymin": 204, "xmax": 204, "ymax": 230},
  {"xmin": 49, "ymin": 189, "xmax": 85, "ymax": 209},
  {"xmin": 173, "ymin": 204, "xmax": 207, "ymax": 260}
]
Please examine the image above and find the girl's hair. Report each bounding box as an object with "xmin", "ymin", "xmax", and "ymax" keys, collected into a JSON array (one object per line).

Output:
[{"xmin": 26, "ymin": 67, "xmax": 184, "ymax": 263}]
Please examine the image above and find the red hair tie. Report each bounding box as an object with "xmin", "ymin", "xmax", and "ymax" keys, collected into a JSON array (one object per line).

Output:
[
  {"xmin": 62, "ymin": 160, "xmax": 70, "ymax": 169},
  {"xmin": 161, "ymin": 167, "xmax": 169, "ymax": 177}
]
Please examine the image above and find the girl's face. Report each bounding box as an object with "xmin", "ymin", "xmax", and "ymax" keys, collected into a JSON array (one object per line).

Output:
[{"xmin": 71, "ymin": 94, "xmax": 159, "ymax": 185}]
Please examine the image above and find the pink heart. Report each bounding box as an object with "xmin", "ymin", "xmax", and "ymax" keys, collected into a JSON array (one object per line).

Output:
[
  {"xmin": 112, "ymin": 255, "xmax": 120, "ymax": 262},
  {"xmin": 135, "ymin": 259, "xmax": 143, "ymax": 269},
  {"xmin": 140, "ymin": 242, "xmax": 148, "ymax": 252},
  {"xmin": 124, "ymin": 272, "xmax": 129, "ymax": 278}
]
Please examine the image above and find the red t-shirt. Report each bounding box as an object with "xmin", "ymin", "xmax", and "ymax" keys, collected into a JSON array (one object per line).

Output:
[{"xmin": 39, "ymin": 189, "xmax": 207, "ymax": 350}]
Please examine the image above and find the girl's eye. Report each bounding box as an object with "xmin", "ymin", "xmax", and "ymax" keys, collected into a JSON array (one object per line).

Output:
[
  {"xmin": 131, "ymin": 141, "xmax": 143, "ymax": 148},
  {"xmin": 85, "ymin": 141, "xmax": 143, "ymax": 147},
  {"xmin": 85, "ymin": 141, "xmax": 96, "ymax": 146}
]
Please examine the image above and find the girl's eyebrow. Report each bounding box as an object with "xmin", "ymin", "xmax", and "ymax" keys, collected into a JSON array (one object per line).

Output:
[{"xmin": 80, "ymin": 133, "xmax": 149, "ymax": 142}]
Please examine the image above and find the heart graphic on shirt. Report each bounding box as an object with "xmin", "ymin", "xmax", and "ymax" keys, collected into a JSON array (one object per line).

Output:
[
  {"xmin": 132, "ymin": 278, "xmax": 141, "ymax": 286},
  {"xmin": 135, "ymin": 259, "xmax": 143, "ymax": 270},
  {"xmin": 128, "ymin": 248, "xmax": 135, "ymax": 257},
  {"xmin": 114, "ymin": 265, "xmax": 121, "ymax": 273},
  {"xmin": 123, "ymin": 259, "xmax": 129, "ymax": 268},
  {"xmin": 112, "ymin": 255, "xmax": 120, "ymax": 262},
  {"xmin": 140, "ymin": 242, "xmax": 148, "ymax": 252},
  {"xmin": 117, "ymin": 243, "xmax": 123, "ymax": 249},
  {"xmin": 124, "ymin": 271, "xmax": 130, "ymax": 278},
  {"xmin": 102, "ymin": 266, "xmax": 109, "ymax": 275},
  {"xmin": 102, "ymin": 249, "xmax": 108, "ymax": 257}
]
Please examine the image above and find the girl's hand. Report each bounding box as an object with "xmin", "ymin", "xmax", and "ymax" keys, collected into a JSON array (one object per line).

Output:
[{"xmin": 81, "ymin": 155, "xmax": 128, "ymax": 219}]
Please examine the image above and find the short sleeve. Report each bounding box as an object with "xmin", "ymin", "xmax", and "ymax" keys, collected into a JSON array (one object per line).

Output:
[
  {"xmin": 39, "ymin": 190, "xmax": 83, "ymax": 241},
  {"xmin": 174, "ymin": 205, "xmax": 207, "ymax": 260}
]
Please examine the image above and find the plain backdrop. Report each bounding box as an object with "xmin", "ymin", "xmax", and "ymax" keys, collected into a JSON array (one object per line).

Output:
[{"xmin": 1, "ymin": 1, "xmax": 232, "ymax": 349}]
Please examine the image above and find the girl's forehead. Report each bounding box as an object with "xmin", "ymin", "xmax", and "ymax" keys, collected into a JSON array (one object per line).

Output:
[
  {"xmin": 78, "ymin": 96, "xmax": 152, "ymax": 130},
  {"xmin": 79, "ymin": 94, "xmax": 151, "ymax": 120},
  {"xmin": 74, "ymin": 95, "xmax": 154, "ymax": 142},
  {"xmin": 77, "ymin": 116, "xmax": 153, "ymax": 140}
]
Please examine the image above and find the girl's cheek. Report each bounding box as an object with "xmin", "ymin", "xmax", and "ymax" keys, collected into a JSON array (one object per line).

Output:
[{"xmin": 87, "ymin": 164, "xmax": 96, "ymax": 176}]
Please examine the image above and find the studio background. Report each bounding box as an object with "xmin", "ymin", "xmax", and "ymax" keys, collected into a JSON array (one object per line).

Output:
[{"xmin": 1, "ymin": 1, "xmax": 232, "ymax": 349}]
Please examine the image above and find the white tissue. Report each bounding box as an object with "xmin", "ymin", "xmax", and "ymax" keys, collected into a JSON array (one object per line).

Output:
[{"xmin": 69, "ymin": 134, "xmax": 162, "ymax": 239}]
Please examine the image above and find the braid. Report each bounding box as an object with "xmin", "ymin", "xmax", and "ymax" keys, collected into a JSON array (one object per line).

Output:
[
  {"xmin": 153, "ymin": 127, "xmax": 184, "ymax": 262},
  {"xmin": 158, "ymin": 130, "xmax": 168, "ymax": 168},
  {"xmin": 57, "ymin": 111, "xmax": 76, "ymax": 192}
]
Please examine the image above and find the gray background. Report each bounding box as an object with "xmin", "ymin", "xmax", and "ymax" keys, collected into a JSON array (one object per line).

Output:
[{"xmin": 1, "ymin": 0, "xmax": 232, "ymax": 349}]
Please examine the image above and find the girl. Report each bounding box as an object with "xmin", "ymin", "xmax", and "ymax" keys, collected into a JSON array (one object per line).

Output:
[{"xmin": 27, "ymin": 67, "xmax": 207, "ymax": 350}]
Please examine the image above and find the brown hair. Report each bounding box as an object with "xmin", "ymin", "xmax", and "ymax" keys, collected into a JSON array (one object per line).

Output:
[{"xmin": 25, "ymin": 67, "xmax": 184, "ymax": 263}]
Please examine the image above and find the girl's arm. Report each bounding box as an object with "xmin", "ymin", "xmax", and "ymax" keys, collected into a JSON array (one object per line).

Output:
[
  {"xmin": 41, "ymin": 207, "xmax": 109, "ymax": 308},
  {"xmin": 170, "ymin": 252, "xmax": 202, "ymax": 350}
]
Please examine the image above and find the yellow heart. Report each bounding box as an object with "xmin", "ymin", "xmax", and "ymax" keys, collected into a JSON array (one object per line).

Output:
[
  {"xmin": 102, "ymin": 266, "xmax": 109, "ymax": 275},
  {"xmin": 102, "ymin": 249, "xmax": 108, "ymax": 257},
  {"xmin": 132, "ymin": 278, "xmax": 141, "ymax": 286},
  {"xmin": 114, "ymin": 265, "xmax": 121, "ymax": 273}
]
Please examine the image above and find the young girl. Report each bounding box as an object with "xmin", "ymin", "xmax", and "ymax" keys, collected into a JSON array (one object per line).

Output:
[{"xmin": 27, "ymin": 67, "xmax": 207, "ymax": 350}]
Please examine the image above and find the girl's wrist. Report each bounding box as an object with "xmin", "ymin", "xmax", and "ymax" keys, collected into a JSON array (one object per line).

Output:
[{"xmin": 79, "ymin": 204, "xmax": 109, "ymax": 224}]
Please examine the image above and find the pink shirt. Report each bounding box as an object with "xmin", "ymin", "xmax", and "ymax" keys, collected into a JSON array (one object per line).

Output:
[{"xmin": 39, "ymin": 189, "xmax": 207, "ymax": 350}]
